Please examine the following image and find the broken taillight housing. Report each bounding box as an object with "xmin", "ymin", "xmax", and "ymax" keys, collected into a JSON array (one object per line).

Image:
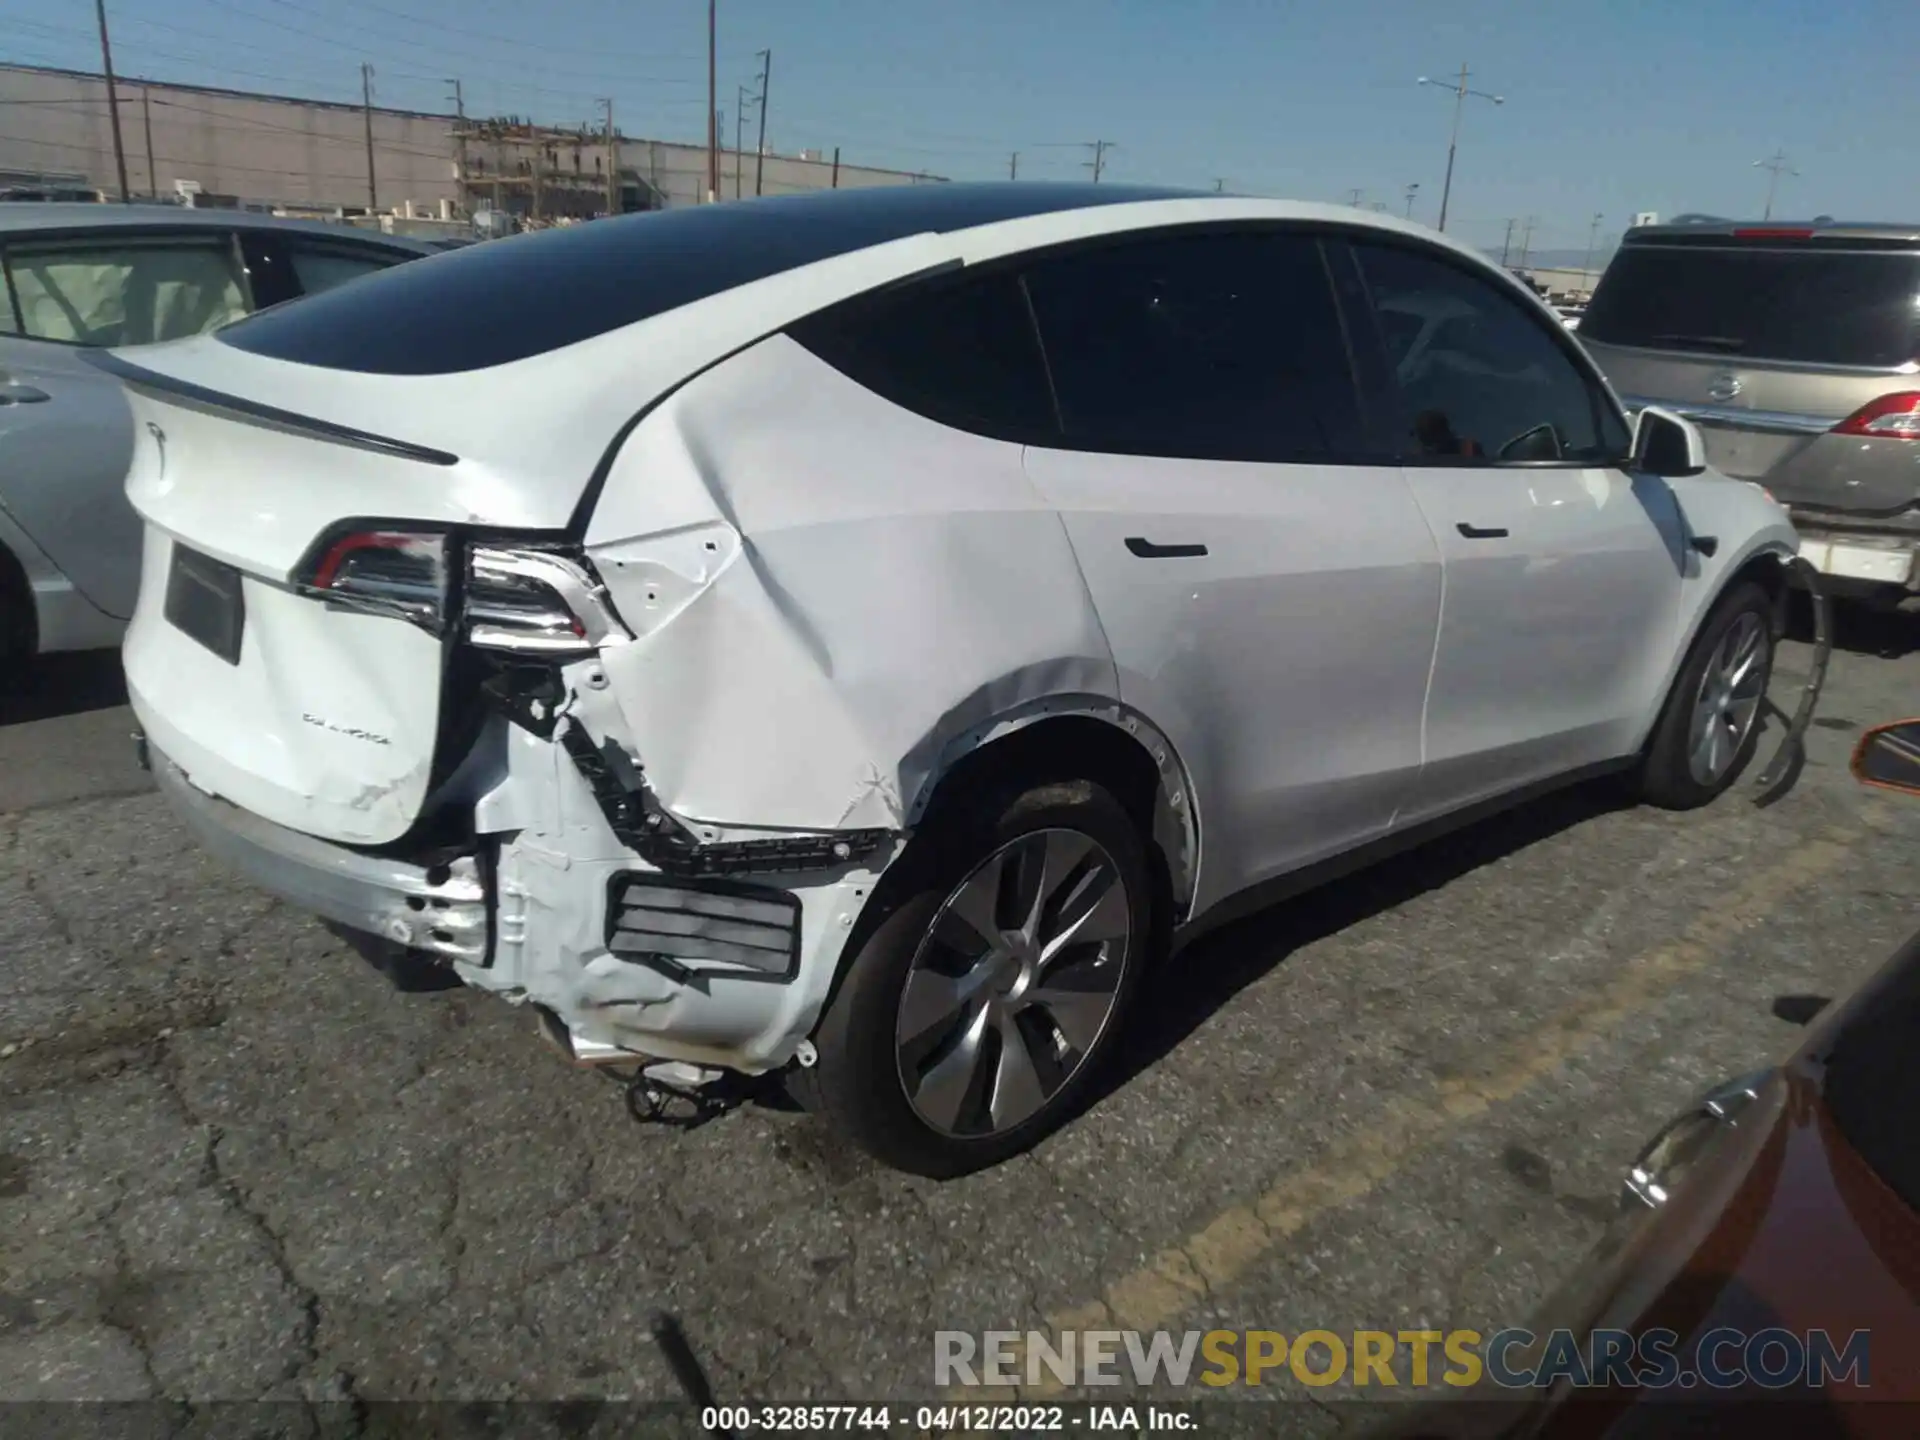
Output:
[
  {"xmin": 465, "ymin": 544, "xmax": 627, "ymax": 656},
  {"xmin": 300, "ymin": 528, "xmax": 449, "ymax": 625},
  {"xmin": 1832, "ymin": 392, "xmax": 1920, "ymax": 440},
  {"xmin": 297, "ymin": 526, "xmax": 627, "ymax": 654}
]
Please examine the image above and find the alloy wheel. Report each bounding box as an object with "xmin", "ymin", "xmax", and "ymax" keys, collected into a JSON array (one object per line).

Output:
[
  {"xmin": 1686, "ymin": 611, "xmax": 1770, "ymax": 786},
  {"xmin": 894, "ymin": 827, "xmax": 1133, "ymax": 1138}
]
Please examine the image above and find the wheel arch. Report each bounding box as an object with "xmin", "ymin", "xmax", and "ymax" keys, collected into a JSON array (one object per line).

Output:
[
  {"xmin": 1635, "ymin": 539, "xmax": 1794, "ymax": 755},
  {"xmin": 903, "ymin": 698, "xmax": 1202, "ymax": 924}
]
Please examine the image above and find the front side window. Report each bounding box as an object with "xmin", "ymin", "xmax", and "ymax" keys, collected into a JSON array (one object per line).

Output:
[
  {"xmin": 6, "ymin": 237, "xmax": 249, "ymax": 346},
  {"xmin": 1353, "ymin": 241, "xmax": 1629, "ymax": 465},
  {"xmin": 1020, "ymin": 229, "xmax": 1366, "ymax": 463}
]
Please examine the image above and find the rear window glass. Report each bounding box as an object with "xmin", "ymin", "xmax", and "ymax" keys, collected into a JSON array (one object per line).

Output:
[
  {"xmin": 214, "ymin": 183, "xmax": 1194, "ymax": 376},
  {"xmin": 1582, "ymin": 245, "xmax": 1920, "ymax": 367}
]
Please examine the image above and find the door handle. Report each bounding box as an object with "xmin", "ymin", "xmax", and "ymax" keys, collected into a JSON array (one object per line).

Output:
[
  {"xmin": 1125, "ymin": 536, "xmax": 1209, "ymax": 559},
  {"xmin": 1455, "ymin": 522, "xmax": 1509, "ymax": 540},
  {"xmin": 0, "ymin": 384, "xmax": 50, "ymax": 405}
]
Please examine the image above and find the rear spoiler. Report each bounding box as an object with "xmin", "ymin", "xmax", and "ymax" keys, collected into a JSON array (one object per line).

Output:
[{"xmin": 87, "ymin": 349, "xmax": 458, "ymax": 467}]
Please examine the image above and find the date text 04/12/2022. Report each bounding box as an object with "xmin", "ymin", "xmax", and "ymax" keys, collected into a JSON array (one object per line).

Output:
[{"xmin": 701, "ymin": 1407, "xmax": 1194, "ymax": 1432}]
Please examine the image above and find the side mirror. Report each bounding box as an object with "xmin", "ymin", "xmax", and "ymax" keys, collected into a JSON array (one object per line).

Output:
[
  {"xmin": 1631, "ymin": 406, "xmax": 1708, "ymax": 478},
  {"xmin": 1852, "ymin": 721, "xmax": 1920, "ymax": 795}
]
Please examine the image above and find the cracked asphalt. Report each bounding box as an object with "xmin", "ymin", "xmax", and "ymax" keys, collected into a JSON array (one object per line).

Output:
[{"xmin": 3, "ymin": 604, "xmax": 1919, "ymax": 1433}]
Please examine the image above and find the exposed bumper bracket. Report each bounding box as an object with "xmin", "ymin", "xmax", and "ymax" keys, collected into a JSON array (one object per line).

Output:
[{"xmin": 1752, "ymin": 556, "xmax": 1831, "ymax": 808}]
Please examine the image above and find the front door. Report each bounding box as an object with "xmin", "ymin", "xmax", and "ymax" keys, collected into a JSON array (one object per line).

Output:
[
  {"xmin": 1016, "ymin": 227, "xmax": 1443, "ymax": 912},
  {"xmin": 1341, "ymin": 237, "xmax": 1687, "ymax": 822}
]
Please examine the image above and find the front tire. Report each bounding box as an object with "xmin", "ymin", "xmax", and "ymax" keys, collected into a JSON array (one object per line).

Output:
[
  {"xmin": 1636, "ymin": 581, "xmax": 1775, "ymax": 810},
  {"xmin": 800, "ymin": 780, "xmax": 1153, "ymax": 1178}
]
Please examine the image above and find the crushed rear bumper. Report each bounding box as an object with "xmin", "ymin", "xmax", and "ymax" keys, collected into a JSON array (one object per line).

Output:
[{"xmin": 144, "ymin": 739, "xmax": 489, "ymax": 964}]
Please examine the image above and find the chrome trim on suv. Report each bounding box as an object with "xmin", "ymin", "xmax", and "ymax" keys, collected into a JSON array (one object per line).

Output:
[
  {"xmin": 1592, "ymin": 342, "xmax": 1920, "ymax": 380},
  {"xmin": 1617, "ymin": 395, "xmax": 1836, "ymax": 436}
]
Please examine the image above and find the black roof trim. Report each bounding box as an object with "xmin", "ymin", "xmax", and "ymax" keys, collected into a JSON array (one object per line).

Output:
[{"xmin": 87, "ymin": 349, "xmax": 459, "ymax": 466}]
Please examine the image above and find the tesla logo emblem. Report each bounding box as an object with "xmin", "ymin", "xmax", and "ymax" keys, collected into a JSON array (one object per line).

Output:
[
  {"xmin": 1707, "ymin": 371, "xmax": 1744, "ymax": 403},
  {"xmin": 146, "ymin": 421, "xmax": 167, "ymax": 478}
]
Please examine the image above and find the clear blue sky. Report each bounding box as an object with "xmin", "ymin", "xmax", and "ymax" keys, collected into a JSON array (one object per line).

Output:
[{"xmin": 3, "ymin": 0, "xmax": 1912, "ymax": 257}]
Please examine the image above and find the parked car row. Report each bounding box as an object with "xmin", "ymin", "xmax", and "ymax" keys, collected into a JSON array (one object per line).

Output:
[{"xmin": 0, "ymin": 206, "xmax": 434, "ymax": 660}]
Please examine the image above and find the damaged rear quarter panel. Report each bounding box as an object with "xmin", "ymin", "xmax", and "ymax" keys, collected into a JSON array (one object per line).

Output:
[{"xmin": 582, "ymin": 332, "xmax": 1120, "ymax": 832}]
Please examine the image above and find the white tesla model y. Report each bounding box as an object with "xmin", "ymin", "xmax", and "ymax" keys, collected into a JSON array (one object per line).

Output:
[{"xmin": 109, "ymin": 184, "xmax": 1796, "ymax": 1175}]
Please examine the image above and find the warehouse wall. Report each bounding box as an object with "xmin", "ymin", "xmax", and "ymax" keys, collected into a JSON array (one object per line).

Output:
[{"xmin": 0, "ymin": 64, "xmax": 940, "ymax": 214}]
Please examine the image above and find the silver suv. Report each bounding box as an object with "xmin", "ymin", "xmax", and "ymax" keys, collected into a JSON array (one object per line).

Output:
[{"xmin": 1581, "ymin": 218, "xmax": 1920, "ymax": 603}]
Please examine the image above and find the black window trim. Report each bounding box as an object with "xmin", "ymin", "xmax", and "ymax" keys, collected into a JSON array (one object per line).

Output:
[
  {"xmin": 789, "ymin": 216, "xmax": 1405, "ymax": 470},
  {"xmin": 1333, "ymin": 230, "xmax": 1637, "ymax": 472},
  {"xmin": 0, "ymin": 226, "xmax": 255, "ymax": 350}
]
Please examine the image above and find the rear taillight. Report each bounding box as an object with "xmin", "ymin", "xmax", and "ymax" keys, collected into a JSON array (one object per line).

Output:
[
  {"xmin": 297, "ymin": 527, "xmax": 628, "ymax": 654},
  {"xmin": 300, "ymin": 528, "xmax": 449, "ymax": 625},
  {"xmin": 465, "ymin": 545, "xmax": 628, "ymax": 656},
  {"xmin": 1832, "ymin": 392, "xmax": 1920, "ymax": 440}
]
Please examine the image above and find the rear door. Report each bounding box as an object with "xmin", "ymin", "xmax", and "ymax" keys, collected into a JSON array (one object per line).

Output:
[
  {"xmin": 0, "ymin": 226, "xmax": 252, "ymax": 618},
  {"xmin": 1342, "ymin": 236, "xmax": 1686, "ymax": 820},
  {"xmin": 1017, "ymin": 226, "xmax": 1442, "ymax": 909},
  {"xmin": 1580, "ymin": 240, "xmax": 1920, "ymax": 505}
]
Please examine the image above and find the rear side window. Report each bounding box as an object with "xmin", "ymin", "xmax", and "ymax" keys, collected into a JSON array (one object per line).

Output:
[
  {"xmin": 286, "ymin": 243, "xmax": 408, "ymax": 298},
  {"xmin": 1021, "ymin": 229, "xmax": 1364, "ymax": 462},
  {"xmin": 1582, "ymin": 245, "xmax": 1920, "ymax": 368},
  {"xmin": 788, "ymin": 271, "xmax": 1056, "ymax": 440},
  {"xmin": 6, "ymin": 237, "xmax": 248, "ymax": 346}
]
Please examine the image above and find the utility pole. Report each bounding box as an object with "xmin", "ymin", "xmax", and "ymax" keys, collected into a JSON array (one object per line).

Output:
[
  {"xmin": 1754, "ymin": 149, "xmax": 1797, "ymax": 221},
  {"xmin": 1517, "ymin": 215, "xmax": 1536, "ymax": 271},
  {"xmin": 1418, "ymin": 63, "xmax": 1502, "ymax": 233},
  {"xmin": 830, "ymin": 145, "xmax": 839, "ymax": 189},
  {"xmin": 1085, "ymin": 139, "xmax": 1112, "ymax": 182},
  {"xmin": 447, "ymin": 79, "xmax": 466, "ymax": 217},
  {"xmin": 603, "ymin": 97, "xmax": 617, "ymax": 217},
  {"xmin": 140, "ymin": 87, "xmax": 154, "ymax": 196},
  {"xmin": 735, "ymin": 86, "xmax": 746, "ymax": 198},
  {"xmin": 1500, "ymin": 217, "xmax": 1516, "ymax": 265},
  {"xmin": 93, "ymin": 0, "xmax": 131, "ymax": 202},
  {"xmin": 705, "ymin": 0, "xmax": 718, "ymax": 202},
  {"xmin": 1346, "ymin": 188, "xmax": 1364, "ymax": 207},
  {"xmin": 360, "ymin": 63, "xmax": 377, "ymax": 211},
  {"xmin": 1579, "ymin": 210, "xmax": 1603, "ymax": 292},
  {"xmin": 1008, "ymin": 152, "xmax": 1018, "ymax": 180},
  {"xmin": 752, "ymin": 48, "xmax": 771, "ymax": 197},
  {"xmin": 1214, "ymin": 178, "xmax": 1226, "ymax": 193},
  {"xmin": 1404, "ymin": 181, "xmax": 1419, "ymax": 218}
]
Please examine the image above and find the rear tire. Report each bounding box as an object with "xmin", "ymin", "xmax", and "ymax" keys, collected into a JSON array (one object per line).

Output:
[
  {"xmin": 797, "ymin": 779, "xmax": 1153, "ymax": 1178},
  {"xmin": 1636, "ymin": 581, "xmax": 1775, "ymax": 810}
]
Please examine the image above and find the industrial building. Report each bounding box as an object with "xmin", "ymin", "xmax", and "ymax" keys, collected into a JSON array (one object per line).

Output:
[{"xmin": 0, "ymin": 62, "xmax": 942, "ymax": 227}]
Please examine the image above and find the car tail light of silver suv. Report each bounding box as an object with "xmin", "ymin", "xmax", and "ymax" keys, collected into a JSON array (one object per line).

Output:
[
  {"xmin": 1831, "ymin": 391, "xmax": 1920, "ymax": 441},
  {"xmin": 296, "ymin": 526, "xmax": 628, "ymax": 656}
]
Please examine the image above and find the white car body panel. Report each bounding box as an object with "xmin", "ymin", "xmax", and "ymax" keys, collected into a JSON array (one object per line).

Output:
[
  {"xmin": 115, "ymin": 188, "xmax": 1802, "ymax": 1074},
  {"xmin": 582, "ymin": 335, "xmax": 1118, "ymax": 835},
  {"xmin": 1021, "ymin": 446, "xmax": 1441, "ymax": 913},
  {"xmin": 1398, "ymin": 465, "xmax": 1689, "ymax": 818}
]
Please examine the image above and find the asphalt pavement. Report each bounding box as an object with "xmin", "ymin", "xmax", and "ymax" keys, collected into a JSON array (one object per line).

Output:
[{"xmin": 4, "ymin": 608, "xmax": 1920, "ymax": 1432}]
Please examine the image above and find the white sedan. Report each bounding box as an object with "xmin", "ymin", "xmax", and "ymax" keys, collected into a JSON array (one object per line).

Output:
[{"xmin": 107, "ymin": 185, "xmax": 1796, "ymax": 1175}]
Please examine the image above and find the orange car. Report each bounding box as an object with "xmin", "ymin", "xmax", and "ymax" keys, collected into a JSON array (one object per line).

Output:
[{"xmin": 1372, "ymin": 720, "xmax": 1920, "ymax": 1439}]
